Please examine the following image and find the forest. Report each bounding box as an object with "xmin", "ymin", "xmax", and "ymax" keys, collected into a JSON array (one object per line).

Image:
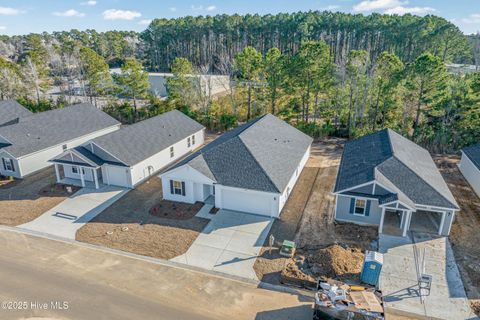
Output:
[{"xmin": 0, "ymin": 11, "xmax": 479, "ymax": 153}]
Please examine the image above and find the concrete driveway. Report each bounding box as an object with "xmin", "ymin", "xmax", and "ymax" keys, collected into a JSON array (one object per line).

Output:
[
  {"xmin": 379, "ymin": 233, "xmax": 475, "ymax": 319},
  {"xmin": 171, "ymin": 209, "xmax": 273, "ymax": 280},
  {"xmin": 19, "ymin": 185, "xmax": 128, "ymax": 239}
]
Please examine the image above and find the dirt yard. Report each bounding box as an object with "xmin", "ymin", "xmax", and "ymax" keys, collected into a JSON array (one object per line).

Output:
[
  {"xmin": 253, "ymin": 139, "xmax": 378, "ymax": 285},
  {"xmin": 433, "ymin": 154, "xmax": 480, "ymax": 315},
  {"xmin": 76, "ymin": 176, "xmax": 209, "ymax": 260},
  {"xmin": 0, "ymin": 168, "xmax": 78, "ymax": 226}
]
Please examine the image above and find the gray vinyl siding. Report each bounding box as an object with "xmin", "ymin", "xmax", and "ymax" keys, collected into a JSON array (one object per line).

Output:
[{"xmin": 335, "ymin": 195, "xmax": 382, "ymax": 226}]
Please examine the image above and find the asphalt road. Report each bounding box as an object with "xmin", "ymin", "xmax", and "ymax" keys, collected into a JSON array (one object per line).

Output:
[{"xmin": 0, "ymin": 228, "xmax": 313, "ymax": 320}]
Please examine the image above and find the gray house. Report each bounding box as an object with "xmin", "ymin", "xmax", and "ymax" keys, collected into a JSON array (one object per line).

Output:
[
  {"xmin": 333, "ymin": 129, "xmax": 459, "ymax": 237},
  {"xmin": 459, "ymin": 144, "xmax": 480, "ymax": 197}
]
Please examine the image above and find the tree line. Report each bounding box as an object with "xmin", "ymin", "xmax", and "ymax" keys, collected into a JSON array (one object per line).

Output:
[{"xmin": 141, "ymin": 12, "xmax": 472, "ymax": 72}]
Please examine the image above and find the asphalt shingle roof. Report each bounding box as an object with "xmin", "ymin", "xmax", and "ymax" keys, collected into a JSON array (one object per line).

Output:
[
  {"xmin": 170, "ymin": 114, "xmax": 313, "ymax": 193},
  {"xmin": 462, "ymin": 144, "xmax": 480, "ymax": 170},
  {"xmin": 91, "ymin": 110, "xmax": 204, "ymax": 166},
  {"xmin": 334, "ymin": 129, "xmax": 459, "ymax": 210},
  {"xmin": 0, "ymin": 100, "xmax": 32, "ymax": 126},
  {"xmin": 0, "ymin": 103, "xmax": 120, "ymax": 158},
  {"xmin": 50, "ymin": 146, "xmax": 106, "ymax": 168}
]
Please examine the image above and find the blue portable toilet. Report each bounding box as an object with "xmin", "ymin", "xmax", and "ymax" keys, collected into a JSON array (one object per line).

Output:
[{"xmin": 360, "ymin": 251, "xmax": 383, "ymax": 286}]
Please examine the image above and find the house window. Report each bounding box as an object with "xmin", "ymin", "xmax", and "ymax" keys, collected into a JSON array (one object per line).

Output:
[
  {"xmin": 62, "ymin": 144, "xmax": 67, "ymax": 151},
  {"xmin": 187, "ymin": 137, "xmax": 191, "ymax": 147},
  {"xmin": 171, "ymin": 180, "xmax": 185, "ymax": 196},
  {"xmin": 72, "ymin": 167, "xmax": 85, "ymax": 175},
  {"xmin": 354, "ymin": 199, "xmax": 366, "ymax": 216},
  {"xmin": 192, "ymin": 135, "xmax": 195, "ymax": 145},
  {"xmin": 2, "ymin": 158, "xmax": 15, "ymax": 172},
  {"xmin": 170, "ymin": 146, "xmax": 174, "ymax": 158}
]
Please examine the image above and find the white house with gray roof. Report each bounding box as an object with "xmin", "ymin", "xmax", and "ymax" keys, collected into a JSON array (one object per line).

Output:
[
  {"xmin": 459, "ymin": 143, "xmax": 480, "ymax": 197},
  {"xmin": 0, "ymin": 103, "xmax": 120, "ymax": 179},
  {"xmin": 160, "ymin": 114, "xmax": 312, "ymax": 218},
  {"xmin": 333, "ymin": 129, "xmax": 459, "ymax": 237},
  {"xmin": 49, "ymin": 110, "xmax": 205, "ymax": 189}
]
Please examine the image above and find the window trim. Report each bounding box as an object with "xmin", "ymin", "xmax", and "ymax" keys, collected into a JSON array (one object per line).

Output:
[
  {"xmin": 172, "ymin": 180, "xmax": 184, "ymax": 195},
  {"xmin": 353, "ymin": 198, "xmax": 367, "ymax": 216},
  {"xmin": 2, "ymin": 158, "xmax": 14, "ymax": 172}
]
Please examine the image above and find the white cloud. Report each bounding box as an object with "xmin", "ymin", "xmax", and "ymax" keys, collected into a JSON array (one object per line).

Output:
[
  {"xmin": 353, "ymin": 0, "xmax": 405, "ymax": 12},
  {"xmin": 0, "ymin": 6, "xmax": 21, "ymax": 15},
  {"xmin": 321, "ymin": 5, "xmax": 341, "ymax": 11},
  {"xmin": 81, "ymin": 1, "xmax": 97, "ymax": 6},
  {"xmin": 462, "ymin": 13, "xmax": 480, "ymax": 24},
  {"xmin": 138, "ymin": 19, "xmax": 152, "ymax": 25},
  {"xmin": 103, "ymin": 9, "xmax": 141, "ymax": 20},
  {"xmin": 384, "ymin": 6, "xmax": 435, "ymax": 15},
  {"xmin": 191, "ymin": 5, "xmax": 216, "ymax": 12},
  {"xmin": 0, "ymin": 26, "xmax": 6, "ymax": 31},
  {"xmin": 170, "ymin": 7, "xmax": 177, "ymax": 12},
  {"xmin": 53, "ymin": 9, "xmax": 85, "ymax": 17}
]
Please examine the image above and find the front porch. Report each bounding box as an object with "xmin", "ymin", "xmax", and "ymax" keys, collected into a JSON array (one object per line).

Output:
[
  {"xmin": 54, "ymin": 163, "xmax": 103, "ymax": 189},
  {"xmin": 379, "ymin": 201, "xmax": 450, "ymax": 237},
  {"xmin": 56, "ymin": 176, "xmax": 101, "ymax": 189}
]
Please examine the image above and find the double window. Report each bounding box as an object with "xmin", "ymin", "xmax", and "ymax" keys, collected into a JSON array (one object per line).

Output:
[
  {"xmin": 170, "ymin": 180, "xmax": 185, "ymax": 196},
  {"xmin": 2, "ymin": 158, "xmax": 15, "ymax": 172},
  {"xmin": 187, "ymin": 137, "xmax": 191, "ymax": 148},
  {"xmin": 72, "ymin": 167, "xmax": 85, "ymax": 175},
  {"xmin": 170, "ymin": 146, "xmax": 174, "ymax": 158},
  {"xmin": 192, "ymin": 135, "xmax": 195, "ymax": 145},
  {"xmin": 354, "ymin": 199, "xmax": 366, "ymax": 216}
]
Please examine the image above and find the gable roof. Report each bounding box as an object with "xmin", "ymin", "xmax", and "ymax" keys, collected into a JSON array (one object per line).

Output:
[
  {"xmin": 50, "ymin": 146, "xmax": 106, "ymax": 168},
  {"xmin": 169, "ymin": 114, "xmax": 313, "ymax": 193},
  {"xmin": 462, "ymin": 144, "xmax": 480, "ymax": 170},
  {"xmin": 0, "ymin": 100, "xmax": 33, "ymax": 126},
  {"xmin": 334, "ymin": 129, "xmax": 459, "ymax": 210},
  {"xmin": 90, "ymin": 110, "xmax": 204, "ymax": 166},
  {"xmin": 0, "ymin": 103, "xmax": 120, "ymax": 158}
]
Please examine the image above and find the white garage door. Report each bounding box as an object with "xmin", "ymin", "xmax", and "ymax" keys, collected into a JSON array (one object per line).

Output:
[
  {"xmin": 106, "ymin": 166, "xmax": 130, "ymax": 188},
  {"xmin": 220, "ymin": 189, "xmax": 272, "ymax": 216}
]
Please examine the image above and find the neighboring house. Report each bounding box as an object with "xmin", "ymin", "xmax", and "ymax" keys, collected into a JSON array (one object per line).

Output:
[
  {"xmin": 110, "ymin": 69, "xmax": 231, "ymax": 97},
  {"xmin": 0, "ymin": 103, "xmax": 120, "ymax": 178},
  {"xmin": 160, "ymin": 114, "xmax": 312, "ymax": 218},
  {"xmin": 459, "ymin": 144, "xmax": 480, "ymax": 197},
  {"xmin": 333, "ymin": 129, "xmax": 459, "ymax": 237},
  {"xmin": 50, "ymin": 110, "xmax": 205, "ymax": 189},
  {"xmin": 0, "ymin": 100, "xmax": 33, "ymax": 127}
]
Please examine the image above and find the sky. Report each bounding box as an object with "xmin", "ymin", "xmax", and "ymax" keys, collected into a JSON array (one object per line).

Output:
[{"xmin": 0, "ymin": 0, "xmax": 478, "ymax": 36}]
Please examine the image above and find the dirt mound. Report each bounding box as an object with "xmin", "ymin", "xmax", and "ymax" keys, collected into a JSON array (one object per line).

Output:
[
  {"xmin": 308, "ymin": 244, "xmax": 364, "ymax": 280},
  {"xmin": 282, "ymin": 244, "xmax": 365, "ymax": 284},
  {"xmin": 471, "ymin": 300, "xmax": 480, "ymax": 316}
]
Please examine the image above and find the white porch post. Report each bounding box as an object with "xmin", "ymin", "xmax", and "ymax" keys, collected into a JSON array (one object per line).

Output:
[
  {"xmin": 79, "ymin": 166, "xmax": 85, "ymax": 187},
  {"xmin": 400, "ymin": 211, "xmax": 406, "ymax": 229},
  {"xmin": 379, "ymin": 207, "xmax": 386, "ymax": 234},
  {"xmin": 402, "ymin": 210, "xmax": 412, "ymax": 237},
  {"xmin": 54, "ymin": 164, "xmax": 60, "ymax": 183},
  {"xmin": 93, "ymin": 168, "xmax": 99, "ymax": 189},
  {"xmin": 439, "ymin": 211, "xmax": 446, "ymax": 236}
]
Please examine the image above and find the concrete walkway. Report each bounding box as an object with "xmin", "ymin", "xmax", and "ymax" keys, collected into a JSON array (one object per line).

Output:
[
  {"xmin": 19, "ymin": 185, "xmax": 128, "ymax": 239},
  {"xmin": 379, "ymin": 233, "xmax": 475, "ymax": 320},
  {"xmin": 171, "ymin": 209, "xmax": 273, "ymax": 280}
]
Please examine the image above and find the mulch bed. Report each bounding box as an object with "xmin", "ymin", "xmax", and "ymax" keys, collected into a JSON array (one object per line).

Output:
[
  {"xmin": 0, "ymin": 176, "xmax": 20, "ymax": 189},
  {"xmin": 149, "ymin": 200, "xmax": 204, "ymax": 220},
  {"xmin": 38, "ymin": 184, "xmax": 81, "ymax": 197}
]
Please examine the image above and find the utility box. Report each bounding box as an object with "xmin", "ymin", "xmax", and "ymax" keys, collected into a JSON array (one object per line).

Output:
[{"xmin": 360, "ymin": 251, "xmax": 384, "ymax": 286}]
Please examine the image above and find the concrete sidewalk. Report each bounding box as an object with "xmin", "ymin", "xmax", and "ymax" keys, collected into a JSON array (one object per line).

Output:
[
  {"xmin": 379, "ymin": 233, "xmax": 475, "ymax": 319},
  {"xmin": 19, "ymin": 185, "xmax": 128, "ymax": 239},
  {"xmin": 171, "ymin": 209, "xmax": 273, "ymax": 280}
]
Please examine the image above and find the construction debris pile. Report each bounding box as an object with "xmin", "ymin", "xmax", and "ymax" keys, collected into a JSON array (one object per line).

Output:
[
  {"xmin": 282, "ymin": 244, "xmax": 365, "ymax": 287},
  {"xmin": 314, "ymin": 280, "xmax": 384, "ymax": 320}
]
